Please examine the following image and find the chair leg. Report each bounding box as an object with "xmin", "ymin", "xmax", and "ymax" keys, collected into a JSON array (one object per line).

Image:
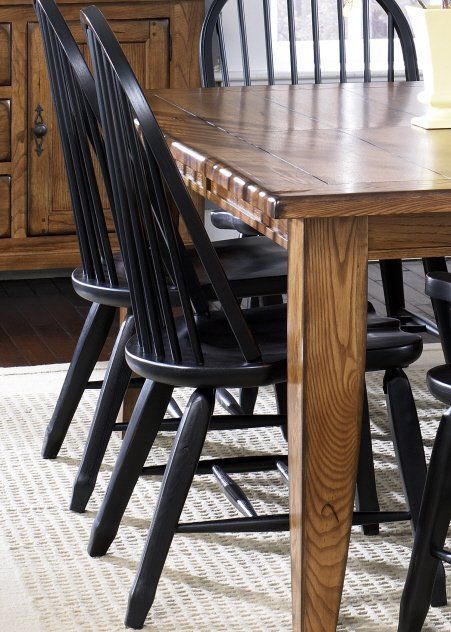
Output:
[
  {"xmin": 239, "ymin": 387, "xmax": 258, "ymax": 414},
  {"xmin": 41, "ymin": 303, "xmax": 116, "ymax": 459},
  {"xmin": 384, "ymin": 368, "xmax": 447, "ymax": 607},
  {"xmin": 380, "ymin": 259, "xmax": 406, "ymax": 318},
  {"xmin": 356, "ymin": 386, "xmax": 380, "ymax": 536},
  {"xmin": 88, "ymin": 379, "xmax": 173, "ymax": 557},
  {"xmin": 398, "ymin": 409, "xmax": 451, "ymax": 632},
  {"xmin": 215, "ymin": 387, "xmax": 244, "ymax": 414},
  {"xmin": 423, "ymin": 257, "xmax": 448, "ymax": 348},
  {"xmin": 125, "ymin": 388, "xmax": 215, "ymax": 630},
  {"xmin": 70, "ymin": 313, "xmax": 135, "ymax": 513},
  {"xmin": 167, "ymin": 397, "xmax": 182, "ymax": 418}
]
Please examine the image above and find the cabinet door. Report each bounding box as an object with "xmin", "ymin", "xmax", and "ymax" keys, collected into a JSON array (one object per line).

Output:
[{"xmin": 28, "ymin": 19, "xmax": 169, "ymax": 236}]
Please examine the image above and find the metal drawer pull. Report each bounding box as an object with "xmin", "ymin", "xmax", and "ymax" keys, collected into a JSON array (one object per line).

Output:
[{"xmin": 33, "ymin": 104, "xmax": 47, "ymax": 156}]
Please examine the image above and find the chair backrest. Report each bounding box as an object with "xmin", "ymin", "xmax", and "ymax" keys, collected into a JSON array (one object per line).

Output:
[
  {"xmin": 33, "ymin": 0, "xmax": 118, "ymax": 286},
  {"xmin": 81, "ymin": 5, "xmax": 262, "ymax": 366},
  {"xmin": 200, "ymin": 0, "xmax": 418, "ymax": 87},
  {"xmin": 425, "ymin": 272, "xmax": 451, "ymax": 364}
]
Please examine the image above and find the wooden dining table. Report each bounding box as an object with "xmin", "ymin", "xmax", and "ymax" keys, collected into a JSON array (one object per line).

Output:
[{"xmin": 144, "ymin": 82, "xmax": 451, "ymax": 632}]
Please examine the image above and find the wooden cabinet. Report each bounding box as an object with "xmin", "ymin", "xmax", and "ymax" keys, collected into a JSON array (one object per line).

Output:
[
  {"xmin": 28, "ymin": 17, "xmax": 170, "ymax": 236},
  {"xmin": 0, "ymin": 0, "xmax": 203, "ymax": 270}
]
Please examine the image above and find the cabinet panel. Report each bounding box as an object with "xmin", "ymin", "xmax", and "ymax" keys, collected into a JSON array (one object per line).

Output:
[
  {"xmin": 0, "ymin": 99, "xmax": 10, "ymax": 160},
  {"xmin": 28, "ymin": 18, "xmax": 170, "ymax": 236},
  {"xmin": 0, "ymin": 175, "xmax": 10, "ymax": 237},
  {"xmin": 0, "ymin": 24, "xmax": 11, "ymax": 86}
]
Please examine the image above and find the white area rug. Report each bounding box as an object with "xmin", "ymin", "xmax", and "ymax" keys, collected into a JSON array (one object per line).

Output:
[{"xmin": 0, "ymin": 345, "xmax": 450, "ymax": 631}]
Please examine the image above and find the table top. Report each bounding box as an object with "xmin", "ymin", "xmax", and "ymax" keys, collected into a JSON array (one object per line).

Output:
[{"xmin": 147, "ymin": 83, "xmax": 451, "ymax": 219}]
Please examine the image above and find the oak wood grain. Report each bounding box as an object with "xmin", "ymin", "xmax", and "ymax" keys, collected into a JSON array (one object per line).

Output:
[
  {"xmin": 0, "ymin": 174, "xmax": 10, "ymax": 236},
  {"xmin": 0, "ymin": 0, "xmax": 203, "ymax": 271},
  {"xmin": 146, "ymin": 84, "xmax": 451, "ymax": 221},
  {"xmin": 10, "ymin": 13, "xmax": 26, "ymax": 238},
  {"xmin": 28, "ymin": 17, "xmax": 170, "ymax": 236},
  {"xmin": 170, "ymin": 0, "xmax": 203, "ymax": 89},
  {"xmin": 0, "ymin": 233, "xmax": 116, "ymax": 270},
  {"xmin": 288, "ymin": 217, "xmax": 368, "ymax": 632},
  {"xmin": 0, "ymin": 98, "xmax": 10, "ymax": 161},
  {"xmin": 368, "ymin": 214, "xmax": 451, "ymax": 259},
  {"xmin": 0, "ymin": 23, "xmax": 10, "ymax": 86}
]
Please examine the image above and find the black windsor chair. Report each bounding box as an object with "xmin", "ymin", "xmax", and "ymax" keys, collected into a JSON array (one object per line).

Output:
[
  {"xmin": 200, "ymin": 0, "xmax": 446, "ymax": 336},
  {"xmin": 399, "ymin": 270, "xmax": 451, "ymax": 631},
  {"xmin": 36, "ymin": 0, "xmax": 403, "ymax": 523},
  {"xmin": 80, "ymin": 7, "xmax": 444, "ymax": 628},
  {"xmin": 34, "ymin": 0, "xmax": 294, "ymax": 514}
]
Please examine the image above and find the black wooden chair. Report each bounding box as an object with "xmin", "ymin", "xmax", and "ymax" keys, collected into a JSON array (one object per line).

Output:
[
  {"xmin": 34, "ymin": 0, "xmax": 298, "ymax": 510},
  {"xmin": 35, "ymin": 0, "xmax": 405, "ymax": 524},
  {"xmin": 398, "ymin": 269, "xmax": 451, "ymax": 632},
  {"xmin": 200, "ymin": 0, "xmax": 444, "ymax": 336},
  {"xmin": 80, "ymin": 7, "xmax": 445, "ymax": 627}
]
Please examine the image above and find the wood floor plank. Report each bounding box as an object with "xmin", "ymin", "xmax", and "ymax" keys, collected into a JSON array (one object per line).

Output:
[
  {"xmin": 0, "ymin": 278, "xmax": 118, "ymax": 366},
  {"xmin": 0, "ymin": 299, "xmax": 58, "ymax": 365},
  {"xmin": 2, "ymin": 279, "xmax": 36, "ymax": 298},
  {"xmin": 11, "ymin": 297, "xmax": 76, "ymax": 363},
  {"xmin": 0, "ymin": 322, "xmax": 28, "ymax": 366},
  {"xmin": 31, "ymin": 278, "xmax": 63, "ymax": 296},
  {"xmin": 36, "ymin": 293, "xmax": 88, "ymax": 340}
]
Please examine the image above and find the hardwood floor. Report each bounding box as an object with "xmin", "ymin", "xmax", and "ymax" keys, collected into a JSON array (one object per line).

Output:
[
  {"xmin": 0, "ymin": 277, "xmax": 118, "ymax": 367},
  {"xmin": 0, "ymin": 260, "xmax": 437, "ymax": 367},
  {"xmin": 368, "ymin": 260, "xmax": 436, "ymax": 324}
]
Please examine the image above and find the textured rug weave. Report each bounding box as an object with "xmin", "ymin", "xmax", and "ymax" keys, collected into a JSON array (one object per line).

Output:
[{"xmin": 0, "ymin": 351, "xmax": 450, "ymax": 631}]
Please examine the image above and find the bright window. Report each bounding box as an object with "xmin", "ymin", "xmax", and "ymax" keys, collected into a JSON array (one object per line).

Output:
[{"xmin": 219, "ymin": 0, "xmax": 413, "ymax": 83}]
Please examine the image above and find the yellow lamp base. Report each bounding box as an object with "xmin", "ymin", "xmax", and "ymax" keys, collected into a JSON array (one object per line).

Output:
[{"xmin": 411, "ymin": 109, "xmax": 451, "ymax": 130}]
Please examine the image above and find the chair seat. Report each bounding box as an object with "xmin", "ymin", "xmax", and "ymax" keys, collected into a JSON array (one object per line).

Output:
[
  {"xmin": 427, "ymin": 365, "xmax": 451, "ymax": 405},
  {"xmin": 367, "ymin": 313, "xmax": 405, "ymax": 330},
  {"xmin": 210, "ymin": 210, "xmax": 260, "ymax": 236},
  {"xmin": 425, "ymin": 271, "xmax": 451, "ymax": 303},
  {"xmin": 72, "ymin": 257, "xmax": 130, "ymax": 307},
  {"xmin": 366, "ymin": 329, "xmax": 422, "ymax": 372},
  {"xmin": 191, "ymin": 237, "xmax": 287, "ymax": 299},
  {"xmin": 72, "ymin": 236, "xmax": 288, "ymax": 307},
  {"xmin": 125, "ymin": 304, "xmax": 423, "ymax": 388},
  {"xmin": 125, "ymin": 305, "xmax": 288, "ymax": 388}
]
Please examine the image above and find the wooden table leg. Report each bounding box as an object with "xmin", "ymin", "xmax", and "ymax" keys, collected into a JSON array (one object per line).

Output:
[{"xmin": 288, "ymin": 217, "xmax": 368, "ymax": 631}]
